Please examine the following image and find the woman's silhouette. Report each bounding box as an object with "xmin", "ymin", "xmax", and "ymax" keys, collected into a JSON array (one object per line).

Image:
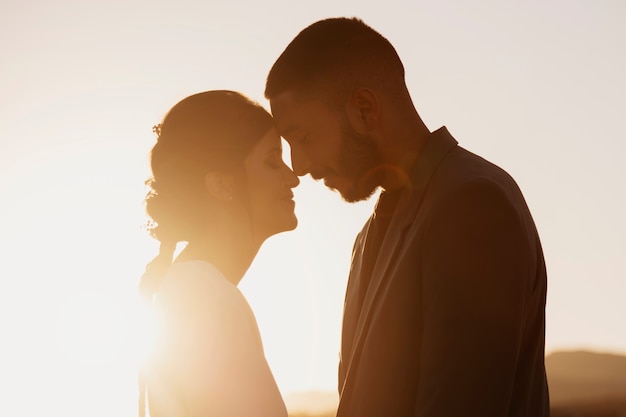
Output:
[{"xmin": 138, "ymin": 90, "xmax": 298, "ymax": 417}]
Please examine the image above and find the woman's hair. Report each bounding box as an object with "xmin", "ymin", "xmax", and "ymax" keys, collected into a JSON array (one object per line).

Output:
[{"xmin": 139, "ymin": 90, "xmax": 274, "ymax": 300}]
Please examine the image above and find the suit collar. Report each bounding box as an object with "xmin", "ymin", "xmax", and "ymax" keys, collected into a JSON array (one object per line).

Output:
[
  {"xmin": 404, "ymin": 126, "xmax": 457, "ymax": 205},
  {"xmin": 340, "ymin": 127, "xmax": 458, "ymax": 397}
]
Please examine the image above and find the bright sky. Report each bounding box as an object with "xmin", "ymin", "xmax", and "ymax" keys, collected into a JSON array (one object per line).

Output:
[{"xmin": 1, "ymin": 1, "xmax": 625, "ymax": 416}]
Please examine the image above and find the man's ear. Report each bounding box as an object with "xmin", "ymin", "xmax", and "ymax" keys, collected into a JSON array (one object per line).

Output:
[
  {"xmin": 345, "ymin": 88, "xmax": 379, "ymax": 134},
  {"xmin": 204, "ymin": 171, "xmax": 235, "ymax": 202}
]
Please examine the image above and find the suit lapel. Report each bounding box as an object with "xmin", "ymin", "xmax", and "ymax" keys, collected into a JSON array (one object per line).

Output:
[
  {"xmin": 341, "ymin": 127, "xmax": 458, "ymax": 396},
  {"xmin": 339, "ymin": 215, "xmax": 374, "ymax": 384}
]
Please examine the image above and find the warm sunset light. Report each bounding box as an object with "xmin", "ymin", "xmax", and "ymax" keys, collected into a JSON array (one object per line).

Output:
[{"xmin": 1, "ymin": 1, "xmax": 625, "ymax": 416}]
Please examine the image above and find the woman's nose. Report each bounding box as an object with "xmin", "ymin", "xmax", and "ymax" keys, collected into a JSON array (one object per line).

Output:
[{"xmin": 285, "ymin": 164, "xmax": 300, "ymax": 188}]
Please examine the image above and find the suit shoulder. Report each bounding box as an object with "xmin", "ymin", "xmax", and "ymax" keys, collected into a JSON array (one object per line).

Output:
[{"xmin": 429, "ymin": 146, "xmax": 524, "ymax": 198}]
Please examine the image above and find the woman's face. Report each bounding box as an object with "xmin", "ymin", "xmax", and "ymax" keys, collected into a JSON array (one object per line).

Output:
[{"xmin": 243, "ymin": 127, "xmax": 300, "ymax": 242}]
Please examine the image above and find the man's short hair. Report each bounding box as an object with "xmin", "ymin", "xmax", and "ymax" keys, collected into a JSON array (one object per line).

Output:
[{"xmin": 265, "ymin": 17, "xmax": 406, "ymax": 104}]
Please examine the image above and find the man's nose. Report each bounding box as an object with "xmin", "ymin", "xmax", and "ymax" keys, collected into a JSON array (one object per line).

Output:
[{"xmin": 290, "ymin": 148, "xmax": 311, "ymax": 177}]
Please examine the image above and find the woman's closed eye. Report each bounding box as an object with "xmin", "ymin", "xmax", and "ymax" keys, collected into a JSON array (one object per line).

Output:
[{"xmin": 266, "ymin": 153, "xmax": 283, "ymax": 169}]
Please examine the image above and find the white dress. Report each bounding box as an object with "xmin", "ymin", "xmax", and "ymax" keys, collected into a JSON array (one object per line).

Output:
[{"xmin": 146, "ymin": 261, "xmax": 288, "ymax": 417}]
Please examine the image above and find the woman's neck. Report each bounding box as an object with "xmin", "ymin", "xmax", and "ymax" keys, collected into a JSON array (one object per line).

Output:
[{"xmin": 176, "ymin": 234, "xmax": 260, "ymax": 286}]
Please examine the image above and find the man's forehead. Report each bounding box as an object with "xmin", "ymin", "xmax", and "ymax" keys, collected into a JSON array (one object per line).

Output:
[
  {"xmin": 269, "ymin": 90, "xmax": 304, "ymax": 115},
  {"xmin": 270, "ymin": 91, "xmax": 318, "ymax": 135}
]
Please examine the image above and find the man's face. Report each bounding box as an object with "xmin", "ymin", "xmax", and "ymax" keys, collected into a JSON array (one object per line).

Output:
[{"xmin": 270, "ymin": 91, "xmax": 383, "ymax": 202}]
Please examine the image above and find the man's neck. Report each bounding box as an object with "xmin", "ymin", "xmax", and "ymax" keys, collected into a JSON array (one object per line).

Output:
[{"xmin": 379, "ymin": 122, "xmax": 430, "ymax": 191}]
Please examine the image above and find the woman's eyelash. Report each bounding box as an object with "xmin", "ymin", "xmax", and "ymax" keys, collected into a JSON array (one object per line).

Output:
[{"xmin": 267, "ymin": 154, "xmax": 282, "ymax": 168}]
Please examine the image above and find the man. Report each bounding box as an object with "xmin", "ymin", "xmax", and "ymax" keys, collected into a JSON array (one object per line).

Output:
[{"xmin": 265, "ymin": 17, "xmax": 550, "ymax": 417}]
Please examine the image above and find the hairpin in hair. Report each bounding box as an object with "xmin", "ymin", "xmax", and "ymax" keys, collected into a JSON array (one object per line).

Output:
[{"xmin": 152, "ymin": 124, "xmax": 162, "ymax": 137}]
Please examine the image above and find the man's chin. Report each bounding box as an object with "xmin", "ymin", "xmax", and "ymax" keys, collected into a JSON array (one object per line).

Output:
[
  {"xmin": 341, "ymin": 189, "xmax": 378, "ymax": 203},
  {"xmin": 324, "ymin": 178, "xmax": 376, "ymax": 203},
  {"xmin": 322, "ymin": 177, "xmax": 339, "ymax": 192}
]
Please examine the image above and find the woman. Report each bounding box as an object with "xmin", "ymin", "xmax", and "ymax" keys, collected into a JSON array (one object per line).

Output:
[{"xmin": 138, "ymin": 90, "xmax": 298, "ymax": 417}]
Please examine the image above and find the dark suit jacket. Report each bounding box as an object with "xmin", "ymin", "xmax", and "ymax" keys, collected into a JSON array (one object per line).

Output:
[{"xmin": 337, "ymin": 127, "xmax": 550, "ymax": 417}]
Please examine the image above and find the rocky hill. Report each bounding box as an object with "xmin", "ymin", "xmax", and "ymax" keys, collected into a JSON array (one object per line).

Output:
[
  {"xmin": 287, "ymin": 350, "xmax": 626, "ymax": 417},
  {"xmin": 546, "ymin": 350, "xmax": 626, "ymax": 405}
]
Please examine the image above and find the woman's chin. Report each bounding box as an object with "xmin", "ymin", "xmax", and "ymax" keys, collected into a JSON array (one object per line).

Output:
[
  {"xmin": 260, "ymin": 214, "xmax": 298, "ymax": 241},
  {"xmin": 281, "ymin": 214, "xmax": 299, "ymax": 234},
  {"xmin": 278, "ymin": 215, "xmax": 298, "ymax": 234}
]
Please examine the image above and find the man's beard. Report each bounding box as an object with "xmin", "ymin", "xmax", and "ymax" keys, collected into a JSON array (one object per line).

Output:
[{"xmin": 335, "ymin": 120, "xmax": 385, "ymax": 203}]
